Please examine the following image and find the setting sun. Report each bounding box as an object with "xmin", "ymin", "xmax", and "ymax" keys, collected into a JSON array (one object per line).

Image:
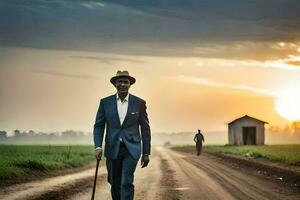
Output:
[{"xmin": 275, "ymin": 86, "xmax": 300, "ymax": 121}]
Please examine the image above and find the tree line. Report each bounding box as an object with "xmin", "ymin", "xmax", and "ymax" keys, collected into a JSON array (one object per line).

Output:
[{"xmin": 0, "ymin": 130, "xmax": 92, "ymax": 144}]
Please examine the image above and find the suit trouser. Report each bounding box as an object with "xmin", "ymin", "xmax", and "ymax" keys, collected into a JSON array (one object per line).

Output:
[
  {"xmin": 106, "ymin": 142, "xmax": 139, "ymax": 200},
  {"xmin": 196, "ymin": 142, "xmax": 202, "ymax": 155}
]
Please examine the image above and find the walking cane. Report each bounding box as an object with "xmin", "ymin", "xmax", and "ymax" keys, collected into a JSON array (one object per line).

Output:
[{"xmin": 91, "ymin": 159, "xmax": 100, "ymax": 200}]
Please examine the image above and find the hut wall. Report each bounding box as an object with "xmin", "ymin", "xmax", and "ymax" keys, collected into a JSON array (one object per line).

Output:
[
  {"xmin": 228, "ymin": 126, "xmax": 235, "ymax": 145},
  {"xmin": 228, "ymin": 117, "xmax": 265, "ymax": 146}
]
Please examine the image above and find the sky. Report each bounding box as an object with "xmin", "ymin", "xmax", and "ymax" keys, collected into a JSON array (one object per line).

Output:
[{"xmin": 1, "ymin": 0, "xmax": 300, "ymax": 134}]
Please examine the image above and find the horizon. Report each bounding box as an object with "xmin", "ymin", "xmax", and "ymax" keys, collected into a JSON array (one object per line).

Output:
[{"xmin": 1, "ymin": 128, "xmax": 299, "ymax": 145}]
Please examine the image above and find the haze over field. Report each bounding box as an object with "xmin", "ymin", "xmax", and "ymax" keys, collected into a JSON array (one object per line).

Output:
[{"xmin": 1, "ymin": 1, "xmax": 300, "ymax": 144}]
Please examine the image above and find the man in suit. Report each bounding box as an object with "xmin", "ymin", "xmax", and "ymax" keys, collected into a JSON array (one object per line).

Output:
[
  {"xmin": 93, "ymin": 70, "xmax": 151, "ymax": 200},
  {"xmin": 194, "ymin": 129, "xmax": 205, "ymax": 155}
]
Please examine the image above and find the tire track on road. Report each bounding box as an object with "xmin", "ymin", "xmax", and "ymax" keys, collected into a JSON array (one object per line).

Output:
[
  {"xmin": 160, "ymin": 147, "xmax": 235, "ymax": 200},
  {"xmin": 0, "ymin": 166, "xmax": 106, "ymax": 200}
]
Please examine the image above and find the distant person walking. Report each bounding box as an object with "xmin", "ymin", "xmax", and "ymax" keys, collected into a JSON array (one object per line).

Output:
[{"xmin": 194, "ymin": 129, "xmax": 205, "ymax": 155}]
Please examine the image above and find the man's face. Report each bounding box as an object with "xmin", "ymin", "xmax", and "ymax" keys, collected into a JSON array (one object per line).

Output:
[{"xmin": 115, "ymin": 77, "xmax": 131, "ymax": 95}]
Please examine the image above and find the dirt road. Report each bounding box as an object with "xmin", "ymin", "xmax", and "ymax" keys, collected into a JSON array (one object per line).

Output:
[
  {"xmin": 0, "ymin": 147, "xmax": 299, "ymax": 200},
  {"xmin": 163, "ymin": 147, "xmax": 299, "ymax": 200}
]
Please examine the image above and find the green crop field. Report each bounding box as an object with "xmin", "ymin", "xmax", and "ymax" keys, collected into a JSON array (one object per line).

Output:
[
  {"xmin": 173, "ymin": 144, "xmax": 300, "ymax": 165},
  {"xmin": 0, "ymin": 145, "xmax": 98, "ymax": 180}
]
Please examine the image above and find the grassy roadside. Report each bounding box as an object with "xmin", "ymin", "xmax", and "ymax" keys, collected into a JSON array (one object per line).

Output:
[
  {"xmin": 173, "ymin": 144, "xmax": 300, "ymax": 165},
  {"xmin": 0, "ymin": 145, "xmax": 98, "ymax": 180}
]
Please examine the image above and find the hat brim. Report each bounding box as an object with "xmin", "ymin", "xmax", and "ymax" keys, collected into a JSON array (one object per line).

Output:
[{"xmin": 110, "ymin": 75, "xmax": 136, "ymax": 85}]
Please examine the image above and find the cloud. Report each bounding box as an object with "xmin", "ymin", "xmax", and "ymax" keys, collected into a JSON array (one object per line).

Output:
[
  {"xmin": 265, "ymin": 56, "xmax": 300, "ymax": 71},
  {"xmin": 190, "ymin": 56, "xmax": 300, "ymax": 72},
  {"xmin": 70, "ymin": 55, "xmax": 145, "ymax": 64},
  {"xmin": 174, "ymin": 75, "xmax": 277, "ymax": 97},
  {"xmin": 192, "ymin": 41, "xmax": 300, "ymax": 61},
  {"xmin": 286, "ymin": 61, "xmax": 300, "ymax": 66},
  {"xmin": 81, "ymin": 2, "xmax": 105, "ymax": 9},
  {"xmin": 0, "ymin": 0, "xmax": 300, "ymax": 59},
  {"xmin": 31, "ymin": 69, "xmax": 101, "ymax": 80}
]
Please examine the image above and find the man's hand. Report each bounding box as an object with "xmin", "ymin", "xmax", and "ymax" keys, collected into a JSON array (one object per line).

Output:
[
  {"xmin": 95, "ymin": 148, "xmax": 102, "ymax": 160},
  {"xmin": 141, "ymin": 155, "xmax": 150, "ymax": 168}
]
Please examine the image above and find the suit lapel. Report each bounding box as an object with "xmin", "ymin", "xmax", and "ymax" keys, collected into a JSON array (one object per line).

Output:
[
  {"xmin": 111, "ymin": 95, "xmax": 122, "ymax": 127},
  {"xmin": 122, "ymin": 94, "xmax": 134, "ymax": 127}
]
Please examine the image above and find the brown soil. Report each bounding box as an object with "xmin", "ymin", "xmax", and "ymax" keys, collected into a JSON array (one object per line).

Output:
[
  {"xmin": 0, "ymin": 162, "xmax": 97, "ymax": 189},
  {"xmin": 167, "ymin": 147, "xmax": 300, "ymax": 200},
  {"xmin": 29, "ymin": 174, "xmax": 105, "ymax": 200},
  {"xmin": 172, "ymin": 147, "xmax": 300, "ymax": 190},
  {"xmin": 160, "ymin": 156, "xmax": 182, "ymax": 200}
]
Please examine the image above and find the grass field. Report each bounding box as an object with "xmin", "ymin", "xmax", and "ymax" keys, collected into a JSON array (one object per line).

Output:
[
  {"xmin": 174, "ymin": 144, "xmax": 300, "ymax": 165},
  {"xmin": 0, "ymin": 145, "xmax": 97, "ymax": 180}
]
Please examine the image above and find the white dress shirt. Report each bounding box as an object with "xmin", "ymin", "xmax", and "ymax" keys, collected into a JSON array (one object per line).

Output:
[
  {"xmin": 116, "ymin": 93, "xmax": 129, "ymax": 126},
  {"xmin": 117, "ymin": 93, "xmax": 129, "ymax": 143}
]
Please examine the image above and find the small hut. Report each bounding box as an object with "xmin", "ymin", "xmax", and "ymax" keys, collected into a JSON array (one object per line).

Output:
[{"xmin": 228, "ymin": 115, "xmax": 268, "ymax": 146}]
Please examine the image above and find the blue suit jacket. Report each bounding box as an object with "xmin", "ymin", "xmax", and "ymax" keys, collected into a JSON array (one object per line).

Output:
[{"xmin": 93, "ymin": 93, "xmax": 151, "ymax": 160}]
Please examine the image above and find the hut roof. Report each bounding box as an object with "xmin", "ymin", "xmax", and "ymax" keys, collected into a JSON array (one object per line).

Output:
[{"xmin": 228, "ymin": 115, "xmax": 268, "ymax": 125}]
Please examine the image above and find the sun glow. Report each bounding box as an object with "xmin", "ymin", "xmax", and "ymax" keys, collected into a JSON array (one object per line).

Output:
[{"xmin": 275, "ymin": 86, "xmax": 300, "ymax": 121}]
